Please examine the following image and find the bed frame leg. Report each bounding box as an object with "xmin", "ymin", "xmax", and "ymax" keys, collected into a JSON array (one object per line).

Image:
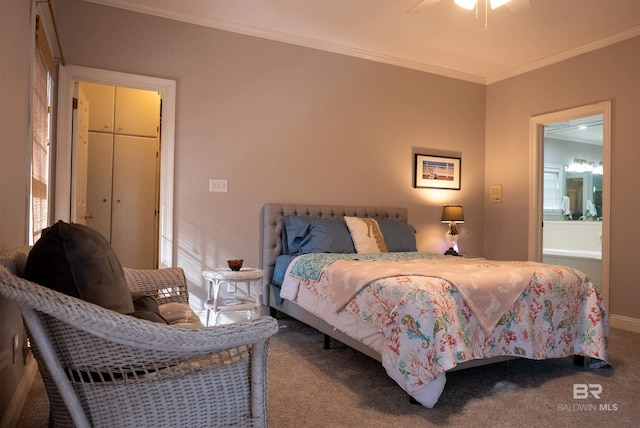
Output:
[
  {"xmin": 573, "ymin": 355, "xmax": 585, "ymax": 366},
  {"xmin": 324, "ymin": 334, "xmax": 331, "ymax": 350},
  {"xmin": 269, "ymin": 307, "xmax": 278, "ymax": 318}
]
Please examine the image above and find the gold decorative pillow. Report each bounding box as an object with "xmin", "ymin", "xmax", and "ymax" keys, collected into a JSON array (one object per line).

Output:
[
  {"xmin": 158, "ymin": 302, "xmax": 203, "ymax": 327},
  {"xmin": 344, "ymin": 216, "xmax": 388, "ymax": 254}
]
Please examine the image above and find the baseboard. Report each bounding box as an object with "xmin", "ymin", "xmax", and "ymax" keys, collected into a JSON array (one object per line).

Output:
[
  {"xmin": 609, "ymin": 314, "xmax": 640, "ymax": 334},
  {"xmin": 0, "ymin": 356, "xmax": 38, "ymax": 428}
]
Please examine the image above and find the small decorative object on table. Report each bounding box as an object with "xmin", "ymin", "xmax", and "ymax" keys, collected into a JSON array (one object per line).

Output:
[
  {"xmin": 202, "ymin": 267, "xmax": 264, "ymax": 326},
  {"xmin": 227, "ymin": 259, "xmax": 244, "ymax": 271}
]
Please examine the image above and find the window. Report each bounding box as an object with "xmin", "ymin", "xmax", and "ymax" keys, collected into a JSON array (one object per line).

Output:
[
  {"xmin": 30, "ymin": 16, "xmax": 54, "ymax": 243},
  {"xmin": 543, "ymin": 164, "xmax": 563, "ymax": 210}
]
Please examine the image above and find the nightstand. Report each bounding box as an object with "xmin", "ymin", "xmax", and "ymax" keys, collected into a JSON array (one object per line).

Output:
[{"xmin": 202, "ymin": 268, "xmax": 264, "ymax": 326}]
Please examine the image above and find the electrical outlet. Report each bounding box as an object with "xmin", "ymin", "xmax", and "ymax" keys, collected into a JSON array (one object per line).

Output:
[
  {"xmin": 209, "ymin": 179, "xmax": 228, "ymax": 193},
  {"xmin": 13, "ymin": 334, "xmax": 18, "ymax": 364}
]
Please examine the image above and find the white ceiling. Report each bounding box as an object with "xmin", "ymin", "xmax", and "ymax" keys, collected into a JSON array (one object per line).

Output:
[
  {"xmin": 83, "ymin": 0, "xmax": 640, "ymax": 84},
  {"xmin": 545, "ymin": 115, "xmax": 603, "ymax": 145}
]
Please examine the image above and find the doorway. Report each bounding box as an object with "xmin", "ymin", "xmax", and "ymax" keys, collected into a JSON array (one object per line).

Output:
[
  {"xmin": 528, "ymin": 101, "xmax": 611, "ymax": 311},
  {"xmin": 56, "ymin": 65, "xmax": 176, "ymax": 269},
  {"xmin": 77, "ymin": 82, "xmax": 161, "ymax": 269}
]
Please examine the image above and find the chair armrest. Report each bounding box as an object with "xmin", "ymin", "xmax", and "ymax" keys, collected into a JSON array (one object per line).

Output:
[
  {"xmin": 0, "ymin": 246, "xmax": 31, "ymax": 277},
  {"xmin": 146, "ymin": 316, "xmax": 280, "ymax": 353},
  {"xmin": 124, "ymin": 267, "xmax": 189, "ymax": 305},
  {"xmin": 86, "ymin": 309, "xmax": 280, "ymax": 354}
]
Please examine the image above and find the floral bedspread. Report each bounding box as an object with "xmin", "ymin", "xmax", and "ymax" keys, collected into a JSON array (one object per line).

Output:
[
  {"xmin": 283, "ymin": 253, "xmax": 609, "ymax": 397},
  {"xmin": 321, "ymin": 258, "xmax": 550, "ymax": 334}
]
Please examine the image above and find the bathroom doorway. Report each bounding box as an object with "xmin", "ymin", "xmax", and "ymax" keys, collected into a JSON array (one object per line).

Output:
[
  {"xmin": 529, "ymin": 101, "xmax": 611, "ymax": 311},
  {"xmin": 542, "ymin": 114, "xmax": 603, "ymax": 289}
]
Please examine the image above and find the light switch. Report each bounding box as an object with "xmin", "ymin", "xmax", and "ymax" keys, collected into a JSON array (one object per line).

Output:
[
  {"xmin": 209, "ymin": 179, "xmax": 228, "ymax": 192},
  {"xmin": 490, "ymin": 185, "xmax": 502, "ymax": 202}
]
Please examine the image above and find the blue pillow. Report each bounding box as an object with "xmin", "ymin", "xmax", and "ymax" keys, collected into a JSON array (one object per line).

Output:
[
  {"xmin": 377, "ymin": 219, "xmax": 417, "ymax": 252},
  {"xmin": 271, "ymin": 254, "xmax": 298, "ymax": 286},
  {"xmin": 281, "ymin": 226, "xmax": 290, "ymax": 255},
  {"xmin": 283, "ymin": 216, "xmax": 313, "ymax": 255},
  {"xmin": 283, "ymin": 216, "xmax": 356, "ymax": 254},
  {"xmin": 301, "ymin": 218, "xmax": 356, "ymax": 254}
]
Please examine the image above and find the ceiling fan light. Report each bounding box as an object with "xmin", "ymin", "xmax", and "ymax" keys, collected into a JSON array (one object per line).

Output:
[
  {"xmin": 490, "ymin": 0, "xmax": 512, "ymax": 9},
  {"xmin": 454, "ymin": 0, "xmax": 477, "ymax": 10}
]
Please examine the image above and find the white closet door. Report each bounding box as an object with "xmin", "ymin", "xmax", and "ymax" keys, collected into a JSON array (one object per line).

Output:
[
  {"xmin": 111, "ymin": 135, "xmax": 159, "ymax": 269},
  {"xmin": 86, "ymin": 132, "xmax": 114, "ymax": 241},
  {"xmin": 115, "ymin": 87, "xmax": 160, "ymax": 137},
  {"xmin": 71, "ymin": 85, "xmax": 90, "ymax": 225},
  {"xmin": 80, "ymin": 82, "xmax": 115, "ymax": 133}
]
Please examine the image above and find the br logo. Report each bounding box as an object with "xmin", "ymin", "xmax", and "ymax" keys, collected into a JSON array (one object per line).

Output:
[{"xmin": 573, "ymin": 384, "xmax": 602, "ymax": 399}]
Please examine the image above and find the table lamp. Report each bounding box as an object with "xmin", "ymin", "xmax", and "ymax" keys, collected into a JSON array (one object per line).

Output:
[{"xmin": 441, "ymin": 204, "xmax": 464, "ymax": 256}]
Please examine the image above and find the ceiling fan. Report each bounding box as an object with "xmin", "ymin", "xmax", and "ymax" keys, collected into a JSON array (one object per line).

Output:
[{"xmin": 407, "ymin": 0, "xmax": 532, "ymax": 15}]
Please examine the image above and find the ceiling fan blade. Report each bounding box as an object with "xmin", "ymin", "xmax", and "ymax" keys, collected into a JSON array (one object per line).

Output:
[
  {"xmin": 505, "ymin": 0, "xmax": 531, "ymax": 13},
  {"xmin": 406, "ymin": 0, "xmax": 441, "ymax": 14}
]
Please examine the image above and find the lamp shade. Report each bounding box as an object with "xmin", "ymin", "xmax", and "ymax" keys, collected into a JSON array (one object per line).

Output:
[{"xmin": 441, "ymin": 205, "xmax": 464, "ymax": 223}]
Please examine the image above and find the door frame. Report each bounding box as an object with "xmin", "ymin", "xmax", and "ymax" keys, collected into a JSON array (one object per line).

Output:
[
  {"xmin": 56, "ymin": 65, "xmax": 176, "ymax": 268},
  {"xmin": 528, "ymin": 100, "xmax": 611, "ymax": 312}
]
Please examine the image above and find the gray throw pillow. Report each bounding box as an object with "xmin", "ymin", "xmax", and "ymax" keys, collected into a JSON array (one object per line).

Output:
[{"xmin": 24, "ymin": 220, "xmax": 135, "ymax": 314}]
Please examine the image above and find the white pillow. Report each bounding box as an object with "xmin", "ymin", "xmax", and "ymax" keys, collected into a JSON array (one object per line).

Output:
[{"xmin": 344, "ymin": 216, "xmax": 388, "ymax": 253}]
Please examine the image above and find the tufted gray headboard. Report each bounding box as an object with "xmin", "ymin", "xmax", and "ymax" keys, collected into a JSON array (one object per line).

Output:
[{"xmin": 260, "ymin": 203, "xmax": 408, "ymax": 305}]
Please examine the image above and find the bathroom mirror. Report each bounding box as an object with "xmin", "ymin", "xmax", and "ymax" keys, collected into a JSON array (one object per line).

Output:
[
  {"xmin": 564, "ymin": 171, "xmax": 599, "ymax": 220},
  {"xmin": 543, "ymin": 114, "xmax": 603, "ymax": 221}
]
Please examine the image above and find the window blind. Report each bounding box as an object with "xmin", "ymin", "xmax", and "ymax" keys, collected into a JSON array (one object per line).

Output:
[{"xmin": 31, "ymin": 16, "xmax": 53, "ymax": 243}]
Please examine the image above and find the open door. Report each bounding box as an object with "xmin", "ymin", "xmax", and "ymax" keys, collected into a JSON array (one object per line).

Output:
[{"xmin": 70, "ymin": 84, "xmax": 90, "ymax": 225}]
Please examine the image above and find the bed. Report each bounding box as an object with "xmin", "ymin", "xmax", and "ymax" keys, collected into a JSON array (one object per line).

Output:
[{"xmin": 260, "ymin": 203, "xmax": 609, "ymax": 408}]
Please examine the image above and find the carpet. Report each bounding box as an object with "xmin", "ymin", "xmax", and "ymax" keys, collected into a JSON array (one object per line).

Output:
[
  {"xmin": 16, "ymin": 317, "xmax": 640, "ymax": 427},
  {"xmin": 267, "ymin": 317, "xmax": 638, "ymax": 427}
]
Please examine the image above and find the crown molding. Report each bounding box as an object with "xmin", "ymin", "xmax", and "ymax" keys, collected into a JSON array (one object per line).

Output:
[
  {"xmin": 487, "ymin": 25, "xmax": 640, "ymax": 84},
  {"xmin": 83, "ymin": 1, "xmax": 640, "ymax": 86}
]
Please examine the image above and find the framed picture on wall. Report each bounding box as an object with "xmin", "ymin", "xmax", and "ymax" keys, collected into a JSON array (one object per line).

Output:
[{"xmin": 413, "ymin": 154, "xmax": 461, "ymax": 190}]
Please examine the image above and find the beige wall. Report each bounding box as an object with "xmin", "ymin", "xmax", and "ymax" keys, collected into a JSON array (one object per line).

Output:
[
  {"xmin": 485, "ymin": 36, "xmax": 640, "ymax": 321},
  {"xmin": 52, "ymin": 0, "xmax": 486, "ymax": 307},
  {"xmin": 0, "ymin": 0, "xmax": 33, "ymax": 423},
  {"xmin": 0, "ymin": 0, "xmax": 31, "ymax": 246}
]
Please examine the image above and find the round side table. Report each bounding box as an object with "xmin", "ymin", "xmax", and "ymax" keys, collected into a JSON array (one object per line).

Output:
[{"xmin": 202, "ymin": 268, "xmax": 264, "ymax": 326}]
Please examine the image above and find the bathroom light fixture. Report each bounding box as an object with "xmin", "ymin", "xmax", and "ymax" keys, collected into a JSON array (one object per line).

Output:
[
  {"xmin": 441, "ymin": 205, "xmax": 464, "ymax": 256},
  {"xmin": 565, "ymin": 158, "xmax": 596, "ymax": 173}
]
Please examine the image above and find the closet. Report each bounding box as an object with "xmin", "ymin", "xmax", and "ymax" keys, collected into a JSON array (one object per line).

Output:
[{"xmin": 79, "ymin": 82, "xmax": 161, "ymax": 269}]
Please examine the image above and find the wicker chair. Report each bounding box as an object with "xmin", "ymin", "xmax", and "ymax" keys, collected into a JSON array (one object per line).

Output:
[{"xmin": 0, "ymin": 247, "xmax": 279, "ymax": 428}]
